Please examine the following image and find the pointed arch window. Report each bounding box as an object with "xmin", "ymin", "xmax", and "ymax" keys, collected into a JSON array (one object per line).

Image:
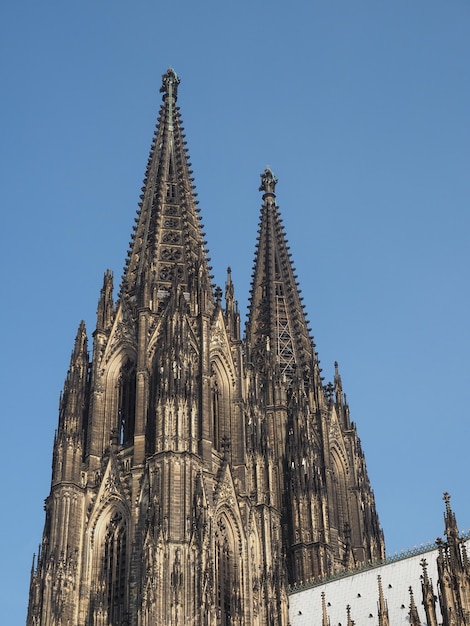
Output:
[
  {"xmin": 215, "ymin": 517, "xmax": 240, "ymax": 626},
  {"xmin": 331, "ymin": 451, "xmax": 349, "ymax": 537},
  {"xmin": 210, "ymin": 362, "xmax": 231, "ymax": 453},
  {"xmin": 217, "ymin": 536, "xmax": 232, "ymax": 625},
  {"xmin": 118, "ymin": 360, "xmax": 136, "ymax": 446},
  {"xmin": 212, "ymin": 375, "xmax": 220, "ymax": 450},
  {"xmin": 102, "ymin": 511, "xmax": 127, "ymax": 624}
]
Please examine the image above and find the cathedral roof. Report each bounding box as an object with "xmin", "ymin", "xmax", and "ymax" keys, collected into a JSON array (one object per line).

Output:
[{"xmin": 289, "ymin": 539, "xmax": 470, "ymax": 626}]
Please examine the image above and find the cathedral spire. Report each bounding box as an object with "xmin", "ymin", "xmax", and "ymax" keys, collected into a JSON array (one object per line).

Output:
[
  {"xmin": 246, "ymin": 169, "xmax": 314, "ymax": 381},
  {"xmin": 121, "ymin": 68, "xmax": 211, "ymax": 309}
]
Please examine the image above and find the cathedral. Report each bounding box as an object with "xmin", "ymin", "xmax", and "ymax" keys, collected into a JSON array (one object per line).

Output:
[{"xmin": 27, "ymin": 70, "xmax": 469, "ymax": 625}]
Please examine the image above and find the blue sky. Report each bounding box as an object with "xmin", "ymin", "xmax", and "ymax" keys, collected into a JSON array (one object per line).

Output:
[{"xmin": 2, "ymin": 1, "xmax": 469, "ymax": 622}]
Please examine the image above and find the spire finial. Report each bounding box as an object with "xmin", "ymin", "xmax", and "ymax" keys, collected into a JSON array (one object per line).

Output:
[
  {"xmin": 160, "ymin": 67, "xmax": 180, "ymax": 102},
  {"xmin": 259, "ymin": 168, "xmax": 278, "ymax": 196},
  {"xmin": 443, "ymin": 491, "xmax": 452, "ymax": 515}
]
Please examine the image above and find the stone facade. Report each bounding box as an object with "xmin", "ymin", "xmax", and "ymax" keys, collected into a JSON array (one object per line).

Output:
[{"xmin": 27, "ymin": 69, "xmax": 384, "ymax": 626}]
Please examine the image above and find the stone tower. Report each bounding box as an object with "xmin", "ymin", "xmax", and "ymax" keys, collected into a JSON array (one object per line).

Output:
[{"xmin": 27, "ymin": 69, "xmax": 384, "ymax": 626}]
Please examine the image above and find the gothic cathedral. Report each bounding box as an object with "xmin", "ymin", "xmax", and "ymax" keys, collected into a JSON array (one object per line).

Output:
[{"xmin": 27, "ymin": 69, "xmax": 384, "ymax": 626}]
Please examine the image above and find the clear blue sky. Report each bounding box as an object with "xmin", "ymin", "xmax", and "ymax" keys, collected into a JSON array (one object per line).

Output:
[{"xmin": 2, "ymin": 1, "xmax": 469, "ymax": 622}]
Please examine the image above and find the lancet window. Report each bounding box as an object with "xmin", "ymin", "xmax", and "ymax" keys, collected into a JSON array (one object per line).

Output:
[
  {"xmin": 101, "ymin": 511, "xmax": 128, "ymax": 624},
  {"xmin": 210, "ymin": 363, "xmax": 231, "ymax": 452},
  {"xmin": 118, "ymin": 360, "xmax": 136, "ymax": 446},
  {"xmin": 212, "ymin": 375, "xmax": 221, "ymax": 450},
  {"xmin": 331, "ymin": 451, "xmax": 349, "ymax": 536},
  {"xmin": 215, "ymin": 517, "xmax": 240, "ymax": 626}
]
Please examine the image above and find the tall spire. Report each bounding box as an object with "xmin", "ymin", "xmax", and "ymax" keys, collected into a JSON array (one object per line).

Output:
[
  {"xmin": 246, "ymin": 168, "xmax": 314, "ymax": 381},
  {"xmin": 121, "ymin": 68, "xmax": 211, "ymax": 308}
]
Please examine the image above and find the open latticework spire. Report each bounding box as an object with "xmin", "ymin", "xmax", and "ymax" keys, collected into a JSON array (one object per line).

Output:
[
  {"xmin": 121, "ymin": 68, "xmax": 210, "ymax": 307},
  {"xmin": 246, "ymin": 168, "xmax": 314, "ymax": 380}
]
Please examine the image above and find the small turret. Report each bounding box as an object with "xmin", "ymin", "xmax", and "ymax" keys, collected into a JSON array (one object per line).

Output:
[
  {"xmin": 377, "ymin": 575, "xmax": 390, "ymax": 626},
  {"xmin": 420, "ymin": 557, "xmax": 438, "ymax": 626},
  {"xmin": 408, "ymin": 586, "xmax": 421, "ymax": 626}
]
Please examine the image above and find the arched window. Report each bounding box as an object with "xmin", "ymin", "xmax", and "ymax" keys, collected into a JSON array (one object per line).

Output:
[
  {"xmin": 331, "ymin": 450, "xmax": 348, "ymax": 536},
  {"xmin": 210, "ymin": 361, "xmax": 231, "ymax": 453},
  {"xmin": 217, "ymin": 535, "xmax": 232, "ymax": 625},
  {"xmin": 215, "ymin": 516, "xmax": 240, "ymax": 626},
  {"xmin": 118, "ymin": 360, "xmax": 136, "ymax": 446},
  {"xmin": 101, "ymin": 511, "xmax": 127, "ymax": 624},
  {"xmin": 211, "ymin": 374, "xmax": 220, "ymax": 450}
]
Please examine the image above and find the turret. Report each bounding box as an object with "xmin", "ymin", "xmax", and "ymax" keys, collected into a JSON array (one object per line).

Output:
[{"xmin": 377, "ymin": 575, "xmax": 390, "ymax": 626}]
